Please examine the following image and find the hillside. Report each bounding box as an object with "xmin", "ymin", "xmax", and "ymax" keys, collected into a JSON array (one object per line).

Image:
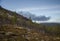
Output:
[
  {"xmin": 0, "ymin": 6, "xmax": 41, "ymax": 29},
  {"xmin": 0, "ymin": 6, "xmax": 60, "ymax": 41},
  {"xmin": 0, "ymin": 6, "xmax": 31, "ymax": 26},
  {"xmin": 0, "ymin": 6, "xmax": 42, "ymax": 41}
]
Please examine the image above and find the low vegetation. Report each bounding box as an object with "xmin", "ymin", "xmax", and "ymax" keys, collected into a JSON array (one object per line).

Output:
[{"xmin": 0, "ymin": 6, "xmax": 60, "ymax": 41}]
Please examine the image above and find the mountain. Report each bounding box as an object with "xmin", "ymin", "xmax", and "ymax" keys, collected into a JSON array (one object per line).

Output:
[
  {"xmin": 0, "ymin": 6, "xmax": 60, "ymax": 41},
  {"xmin": 0, "ymin": 6, "xmax": 32, "ymax": 27},
  {"xmin": 0, "ymin": 6, "xmax": 43, "ymax": 30},
  {"xmin": 40, "ymin": 23, "xmax": 60, "ymax": 26},
  {"xmin": 0, "ymin": 6, "xmax": 45, "ymax": 41},
  {"xmin": 0, "ymin": 6, "xmax": 33, "ymax": 41}
]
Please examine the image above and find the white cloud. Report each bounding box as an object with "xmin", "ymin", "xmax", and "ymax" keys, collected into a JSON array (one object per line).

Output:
[
  {"xmin": 16, "ymin": 5, "xmax": 60, "ymax": 12},
  {"xmin": 33, "ymin": 18, "xmax": 60, "ymax": 23},
  {"xmin": 16, "ymin": 5, "xmax": 60, "ymax": 23}
]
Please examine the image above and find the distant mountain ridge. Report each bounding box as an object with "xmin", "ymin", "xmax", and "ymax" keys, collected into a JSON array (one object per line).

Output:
[{"xmin": 40, "ymin": 23, "xmax": 60, "ymax": 26}]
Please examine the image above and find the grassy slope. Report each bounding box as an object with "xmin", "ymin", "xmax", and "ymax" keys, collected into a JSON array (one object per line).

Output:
[{"xmin": 0, "ymin": 6, "xmax": 60, "ymax": 41}]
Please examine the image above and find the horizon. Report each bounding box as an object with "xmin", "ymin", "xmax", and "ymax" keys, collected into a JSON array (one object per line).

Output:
[{"xmin": 0, "ymin": 0, "xmax": 60, "ymax": 23}]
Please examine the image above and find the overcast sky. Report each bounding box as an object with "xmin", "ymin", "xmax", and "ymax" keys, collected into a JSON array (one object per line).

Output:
[{"xmin": 0, "ymin": 0, "xmax": 60, "ymax": 23}]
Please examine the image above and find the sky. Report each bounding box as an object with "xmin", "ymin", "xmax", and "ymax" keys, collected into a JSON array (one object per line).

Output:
[{"xmin": 0, "ymin": 0, "xmax": 60, "ymax": 23}]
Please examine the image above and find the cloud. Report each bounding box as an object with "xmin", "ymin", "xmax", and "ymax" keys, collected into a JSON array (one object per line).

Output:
[
  {"xmin": 17, "ymin": 5, "xmax": 60, "ymax": 23},
  {"xmin": 48, "ymin": 18, "xmax": 60, "ymax": 22},
  {"xmin": 18, "ymin": 11, "xmax": 51, "ymax": 21},
  {"xmin": 16, "ymin": 5, "xmax": 60, "ymax": 12},
  {"xmin": 16, "ymin": 8, "xmax": 40, "ymax": 12},
  {"xmin": 34, "ymin": 17, "xmax": 60, "ymax": 23},
  {"xmin": 18, "ymin": 11, "xmax": 60, "ymax": 23},
  {"xmin": 32, "ymin": 16, "xmax": 50, "ymax": 21}
]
